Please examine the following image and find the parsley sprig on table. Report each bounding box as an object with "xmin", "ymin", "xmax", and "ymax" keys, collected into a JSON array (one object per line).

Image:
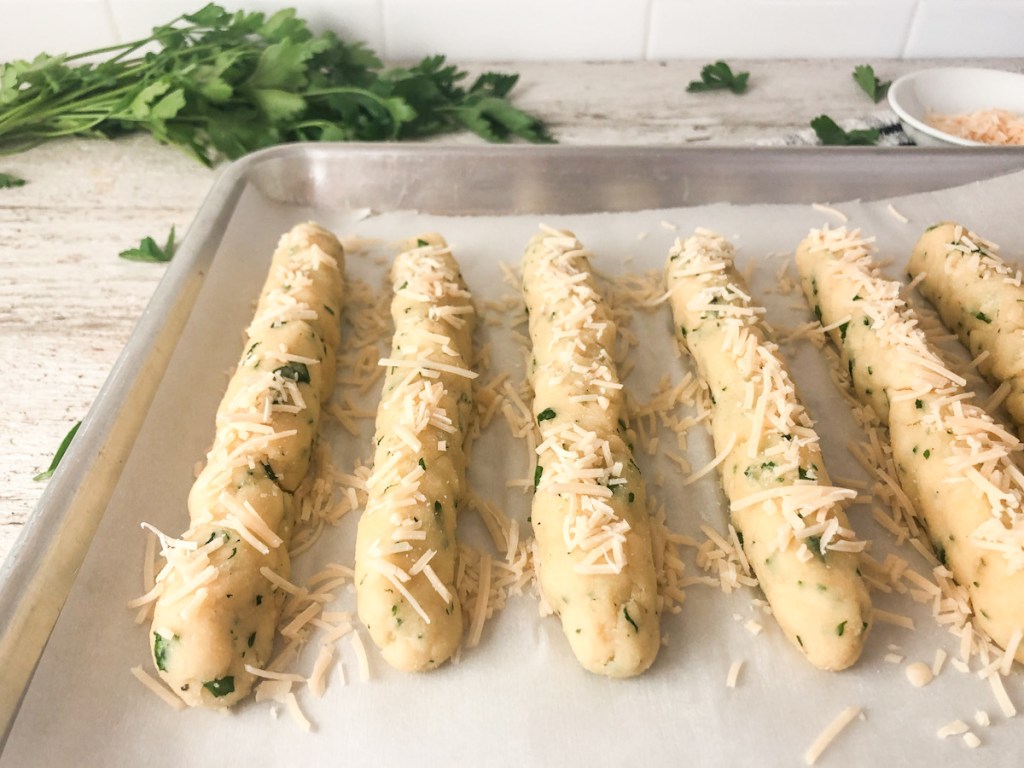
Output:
[
  {"xmin": 119, "ymin": 227, "xmax": 177, "ymax": 263},
  {"xmin": 0, "ymin": 4, "xmax": 552, "ymax": 166},
  {"xmin": 34, "ymin": 421, "xmax": 81, "ymax": 481},
  {"xmin": 810, "ymin": 115, "xmax": 880, "ymax": 146},
  {"xmin": 0, "ymin": 171, "xmax": 25, "ymax": 188},
  {"xmin": 852, "ymin": 64, "xmax": 891, "ymax": 104},
  {"xmin": 686, "ymin": 61, "xmax": 750, "ymax": 95}
]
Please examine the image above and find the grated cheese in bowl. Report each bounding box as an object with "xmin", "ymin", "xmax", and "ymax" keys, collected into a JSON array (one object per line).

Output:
[{"xmin": 924, "ymin": 109, "xmax": 1024, "ymax": 146}]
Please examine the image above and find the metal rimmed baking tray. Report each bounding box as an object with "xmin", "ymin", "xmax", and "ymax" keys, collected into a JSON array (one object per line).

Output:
[{"xmin": 3, "ymin": 145, "xmax": 1024, "ymax": 766}]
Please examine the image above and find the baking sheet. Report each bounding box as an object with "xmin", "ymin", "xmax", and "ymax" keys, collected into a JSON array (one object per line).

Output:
[{"xmin": 5, "ymin": 148, "xmax": 1024, "ymax": 767}]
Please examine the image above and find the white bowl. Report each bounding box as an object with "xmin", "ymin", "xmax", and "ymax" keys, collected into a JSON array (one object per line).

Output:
[{"xmin": 888, "ymin": 67, "xmax": 1024, "ymax": 147}]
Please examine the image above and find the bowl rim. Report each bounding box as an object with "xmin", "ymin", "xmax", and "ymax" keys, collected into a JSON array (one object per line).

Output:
[{"xmin": 888, "ymin": 66, "xmax": 1024, "ymax": 147}]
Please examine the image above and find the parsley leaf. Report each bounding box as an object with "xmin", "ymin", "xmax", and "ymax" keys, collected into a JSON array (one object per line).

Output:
[
  {"xmin": 852, "ymin": 64, "xmax": 891, "ymax": 104},
  {"xmin": 811, "ymin": 115, "xmax": 880, "ymax": 146},
  {"xmin": 0, "ymin": 171, "xmax": 26, "ymax": 188},
  {"xmin": 687, "ymin": 61, "xmax": 750, "ymax": 95},
  {"xmin": 119, "ymin": 226, "xmax": 176, "ymax": 263},
  {"xmin": 0, "ymin": 5, "xmax": 551, "ymax": 163},
  {"xmin": 202, "ymin": 675, "xmax": 235, "ymax": 698},
  {"xmin": 34, "ymin": 420, "xmax": 81, "ymax": 481}
]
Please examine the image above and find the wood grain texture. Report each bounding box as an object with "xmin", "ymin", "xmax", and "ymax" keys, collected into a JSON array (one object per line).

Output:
[{"xmin": 0, "ymin": 58, "xmax": 1016, "ymax": 568}]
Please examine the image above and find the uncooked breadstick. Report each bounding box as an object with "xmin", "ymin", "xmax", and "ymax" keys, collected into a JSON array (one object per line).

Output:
[
  {"xmin": 908, "ymin": 221, "xmax": 1024, "ymax": 429},
  {"xmin": 797, "ymin": 225, "xmax": 1024, "ymax": 663},
  {"xmin": 150, "ymin": 222, "xmax": 344, "ymax": 707},
  {"xmin": 522, "ymin": 225, "xmax": 660, "ymax": 678},
  {"xmin": 354, "ymin": 234, "xmax": 476, "ymax": 671},
  {"xmin": 665, "ymin": 229, "xmax": 871, "ymax": 671}
]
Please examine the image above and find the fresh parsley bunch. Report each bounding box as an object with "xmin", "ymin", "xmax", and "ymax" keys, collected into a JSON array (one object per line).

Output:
[{"xmin": 0, "ymin": 4, "xmax": 552, "ymax": 165}]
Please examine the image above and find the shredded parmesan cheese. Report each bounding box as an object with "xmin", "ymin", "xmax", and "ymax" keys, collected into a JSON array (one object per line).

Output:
[{"xmin": 804, "ymin": 706, "xmax": 863, "ymax": 765}]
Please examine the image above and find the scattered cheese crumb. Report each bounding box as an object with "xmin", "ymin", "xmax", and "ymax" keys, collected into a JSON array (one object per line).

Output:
[
  {"xmin": 937, "ymin": 719, "xmax": 969, "ymax": 738},
  {"xmin": 726, "ymin": 660, "xmax": 744, "ymax": 688},
  {"xmin": 905, "ymin": 662, "xmax": 934, "ymax": 687}
]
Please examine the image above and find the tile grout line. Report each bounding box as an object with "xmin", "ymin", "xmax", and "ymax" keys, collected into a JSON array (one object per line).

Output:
[
  {"xmin": 901, "ymin": 0, "xmax": 923, "ymax": 58},
  {"xmin": 641, "ymin": 0, "xmax": 655, "ymax": 61},
  {"xmin": 102, "ymin": 0, "xmax": 123, "ymax": 44},
  {"xmin": 378, "ymin": 0, "xmax": 390, "ymax": 61}
]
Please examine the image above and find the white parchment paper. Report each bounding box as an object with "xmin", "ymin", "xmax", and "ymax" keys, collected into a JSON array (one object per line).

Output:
[{"xmin": 6, "ymin": 170, "xmax": 1024, "ymax": 767}]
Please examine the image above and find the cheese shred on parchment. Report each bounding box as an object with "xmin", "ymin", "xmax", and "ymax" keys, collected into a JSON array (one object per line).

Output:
[
  {"xmin": 803, "ymin": 706, "xmax": 863, "ymax": 765},
  {"xmin": 130, "ymin": 666, "xmax": 186, "ymax": 712},
  {"xmin": 726, "ymin": 660, "xmax": 744, "ymax": 688}
]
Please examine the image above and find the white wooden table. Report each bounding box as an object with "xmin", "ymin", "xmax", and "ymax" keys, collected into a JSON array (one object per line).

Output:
[{"xmin": 0, "ymin": 58, "xmax": 1017, "ymax": 568}]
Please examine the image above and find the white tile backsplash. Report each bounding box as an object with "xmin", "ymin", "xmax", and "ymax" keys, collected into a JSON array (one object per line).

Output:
[
  {"xmin": 0, "ymin": 0, "xmax": 1020, "ymax": 62},
  {"xmin": 0, "ymin": 0, "xmax": 117, "ymax": 61},
  {"xmin": 382, "ymin": 0, "xmax": 649, "ymax": 61},
  {"xmin": 905, "ymin": 1, "xmax": 1024, "ymax": 57},
  {"xmin": 649, "ymin": 0, "xmax": 917, "ymax": 59},
  {"xmin": 107, "ymin": 0, "xmax": 383, "ymax": 52}
]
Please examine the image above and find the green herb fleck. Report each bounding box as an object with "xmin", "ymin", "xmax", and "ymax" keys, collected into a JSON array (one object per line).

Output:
[
  {"xmin": 852, "ymin": 64, "xmax": 891, "ymax": 103},
  {"xmin": 745, "ymin": 461, "xmax": 777, "ymax": 480},
  {"xmin": 811, "ymin": 115, "xmax": 880, "ymax": 146},
  {"xmin": 623, "ymin": 606, "xmax": 639, "ymax": 633},
  {"xmin": 274, "ymin": 361, "xmax": 310, "ymax": 384},
  {"xmin": 923, "ymin": 449, "xmax": 931, "ymax": 459},
  {"xmin": 915, "ymin": 399, "xmax": 924, "ymax": 410},
  {"xmin": 836, "ymin": 620, "xmax": 847, "ymax": 637},
  {"xmin": 203, "ymin": 676, "xmax": 235, "ymax": 698},
  {"xmin": 418, "ymin": 457, "xmax": 426, "ymax": 471},
  {"xmin": 247, "ymin": 632, "xmax": 256, "ymax": 648},
  {"xmin": 534, "ymin": 464, "xmax": 543, "ymax": 489},
  {"xmin": 975, "ymin": 311, "xmax": 992, "ymax": 324},
  {"xmin": 807, "ymin": 536, "xmax": 824, "ymax": 559},
  {"xmin": 434, "ymin": 500, "xmax": 443, "ymax": 519},
  {"xmin": 627, "ymin": 492, "xmax": 635, "ymax": 503},
  {"xmin": 255, "ymin": 594, "xmax": 263, "ymax": 606},
  {"xmin": 687, "ymin": 61, "xmax": 750, "ymax": 95},
  {"xmin": 536, "ymin": 407, "xmax": 556, "ymax": 422},
  {"xmin": 262, "ymin": 461, "xmax": 278, "ymax": 483},
  {"xmin": 153, "ymin": 632, "xmax": 177, "ymax": 671},
  {"xmin": 416, "ymin": 238, "xmax": 429, "ymax": 247},
  {"xmin": 33, "ymin": 420, "xmax": 81, "ymax": 481},
  {"xmin": 838, "ymin": 321, "xmax": 849, "ymax": 341},
  {"xmin": 119, "ymin": 226, "xmax": 176, "ymax": 263}
]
